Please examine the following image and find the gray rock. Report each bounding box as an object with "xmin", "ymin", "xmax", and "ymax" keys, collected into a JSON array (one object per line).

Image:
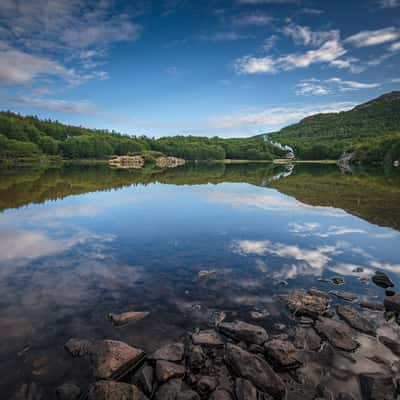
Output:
[
  {"xmin": 55, "ymin": 383, "xmax": 81, "ymax": 400},
  {"xmin": 155, "ymin": 379, "xmax": 182, "ymax": 400},
  {"xmin": 155, "ymin": 360, "xmax": 185, "ymax": 383},
  {"xmin": 315, "ymin": 317, "xmax": 358, "ymax": 351},
  {"xmin": 108, "ymin": 311, "xmax": 149, "ymax": 326},
  {"xmin": 359, "ymin": 373, "xmax": 396, "ymax": 400},
  {"xmin": 308, "ymin": 288, "xmax": 330, "ymax": 299},
  {"xmin": 264, "ymin": 338, "xmax": 301, "ymax": 370},
  {"xmin": 209, "ymin": 390, "xmax": 233, "ymax": 400},
  {"xmin": 188, "ymin": 345, "xmax": 205, "ymax": 371},
  {"xmin": 331, "ymin": 276, "xmax": 345, "ymax": 285},
  {"xmin": 235, "ymin": 378, "xmax": 257, "ymax": 400},
  {"xmin": 384, "ymin": 294, "xmax": 400, "ymax": 313},
  {"xmin": 336, "ymin": 305, "xmax": 375, "ymax": 335},
  {"xmin": 150, "ymin": 343, "xmax": 184, "ymax": 362},
  {"xmin": 336, "ymin": 393, "xmax": 354, "ymax": 400},
  {"xmin": 91, "ymin": 340, "xmax": 145, "ymax": 380},
  {"xmin": 12, "ymin": 382, "xmax": 44, "ymax": 400},
  {"xmin": 372, "ymin": 272, "xmax": 394, "ymax": 289},
  {"xmin": 294, "ymin": 327, "xmax": 321, "ymax": 351},
  {"xmin": 352, "ymin": 267, "xmax": 364, "ymax": 273},
  {"xmin": 378, "ymin": 336, "xmax": 400, "ymax": 357},
  {"xmin": 87, "ymin": 381, "xmax": 148, "ymax": 400},
  {"xmin": 177, "ymin": 390, "xmax": 200, "ymax": 400},
  {"xmin": 285, "ymin": 290, "xmax": 329, "ymax": 318},
  {"xmin": 225, "ymin": 344, "xmax": 285, "ymax": 399},
  {"xmin": 192, "ymin": 330, "xmax": 224, "ymax": 347},
  {"xmin": 219, "ymin": 320, "xmax": 268, "ymax": 345},
  {"xmin": 196, "ymin": 376, "xmax": 217, "ymax": 396},
  {"xmin": 64, "ymin": 338, "xmax": 93, "ymax": 357},
  {"xmin": 329, "ymin": 291, "xmax": 358, "ymax": 302},
  {"xmin": 315, "ymin": 384, "xmax": 333, "ymax": 400},
  {"xmin": 135, "ymin": 365, "xmax": 154, "ymax": 395},
  {"xmin": 359, "ymin": 301, "xmax": 384, "ymax": 311}
]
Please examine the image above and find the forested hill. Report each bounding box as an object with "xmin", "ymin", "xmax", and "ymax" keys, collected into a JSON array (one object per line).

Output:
[
  {"xmin": 0, "ymin": 111, "xmax": 284, "ymax": 162},
  {"xmin": 267, "ymin": 91, "xmax": 400, "ymax": 164}
]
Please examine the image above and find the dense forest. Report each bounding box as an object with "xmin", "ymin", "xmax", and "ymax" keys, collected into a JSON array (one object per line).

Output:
[
  {"xmin": 268, "ymin": 91, "xmax": 400, "ymax": 165},
  {"xmin": 0, "ymin": 111, "xmax": 284, "ymax": 162}
]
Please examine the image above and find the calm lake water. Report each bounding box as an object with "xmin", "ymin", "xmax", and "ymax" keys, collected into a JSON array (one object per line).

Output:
[{"xmin": 1, "ymin": 163, "xmax": 400, "ymax": 398}]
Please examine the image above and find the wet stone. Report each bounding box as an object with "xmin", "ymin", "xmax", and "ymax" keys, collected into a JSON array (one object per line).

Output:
[
  {"xmin": 264, "ymin": 338, "xmax": 302, "ymax": 370},
  {"xmin": 87, "ymin": 381, "xmax": 148, "ymax": 400},
  {"xmin": 150, "ymin": 342, "xmax": 185, "ymax": 362},
  {"xmin": 12, "ymin": 382, "xmax": 44, "ymax": 400},
  {"xmin": 294, "ymin": 327, "xmax": 321, "ymax": 351},
  {"xmin": 331, "ymin": 276, "xmax": 345, "ymax": 285},
  {"xmin": 155, "ymin": 360, "xmax": 185, "ymax": 383},
  {"xmin": 359, "ymin": 301, "xmax": 384, "ymax": 311},
  {"xmin": 352, "ymin": 267, "xmax": 364, "ymax": 273},
  {"xmin": 314, "ymin": 317, "xmax": 358, "ymax": 351},
  {"xmin": 188, "ymin": 345, "xmax": 205, "ymax": 371},
  {"xmin": 308, "ymin": 288, "xmax": 330, "ymax": 299},
  {"xmin": 225, "ymin": 343, "xmax": 286, "ymax": 399},
  {"xmin": 285, "ymin": 290, "xmax": 329, "ymax": 318},
  {"xmin": 209, "ymin": 390, "xmax": 233, "ymax": 400},
  {"xmin": 108, "ymin": 311, "xmax": 149, "ymax": 326},
  {"xmin": 372, "ymin": 272, "xmax": 394, "ymax": 289},
  {"xmin": 219, "ymin": 320, "xmax": 268, "ymax": 345},
  {"xmin": 329, "ymin": 290, "xmax": 358, "ymax": 302},
  {"xmin": 177, "ymin": 390, "xmax": 201, "ymax": 400},
  {"xmin": 134, "ymin": 365, "xmax": 154, "ymax": 395},
  {"xmin": 192, "ymin": 330, "xmax": 224, "ymax": 347},
  {"xmin": 196, "ymin": 376, "xmax": 217, "ymax": 396},
  {"xmin": 384, "ymin": 294, "xmax": 400, "ymax": 313},
  {"xmin": 386, "ymin": 290, "xmax": 396, "ymax": 297},
  {"xmin": 235, "ymin": 378, "xmax": 257, "ymax": 400},
  {"xmin": 55, "ymin": 382, "xmax": 81, "ymax": 400},
  {"xmin": 155, "ymin": 379, "xmax": 182, "ymax": 400},
  {"xmin": 64, "ymin": 338, "xmax": 94, "ymax": 357},
  {"xmin": 336, "ymin": 304, "xmax": 376, "ymax": 335},
  {"xmin": 336, "ymin": 393, "xmax": 354, "ymax": 400},
  {"xmin": 378, "ymin": 336, "xmax": 400, "ymax": 357},
  {"xmin": 359, "ymin": 373, "xmax": 396, "ymax": 400}
]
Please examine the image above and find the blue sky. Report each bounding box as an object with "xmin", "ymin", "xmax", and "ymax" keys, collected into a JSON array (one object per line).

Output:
[{"xmin": 0, "ymin": 0, "xmax": 399, "ymax": 137}]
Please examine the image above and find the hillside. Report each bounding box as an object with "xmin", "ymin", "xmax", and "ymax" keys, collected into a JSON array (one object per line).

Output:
[
  {"xmin": 0, "ymin": 111, "xmax": 284, "ymax": 164},
  {"xmin": 268, "ymin": 91, "xmax": 400, "ymax": 164}
]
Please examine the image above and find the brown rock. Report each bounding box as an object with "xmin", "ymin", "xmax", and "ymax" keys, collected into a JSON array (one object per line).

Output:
[
  {"xmin": 359, "ymin": 373, "xmax": 396, "ymax": 400},
  {"xmin": 219, "ymin": 320, "xmax": 268, "ymax": 345},
  {"xmin": 235, "ymin": 378, "xmax": 257, "ymax": 400},
  {"xmin": 108, "ymin": 311, "xmax": 149, "ymax": 326},
  {"xmin": 209, "ymin": 390, "xmax": 233, "ymax": 400},
  {"xmin": 87, "ymin": 381, "xmax": 148, "ymax": 400},
  {"xmin": 384, "ymin": 294, "xmax": 400, "ymax": 313},
  {"xmin": 56, "ymin": 382, "xmax": 81, "ymax": 400},
  {"xmin": 188, "ymin": 345, "xmax": 205, "ymax": 371},
  {"xmin": 191, "ymin": 330, "xmax": 224, "ymax": 347},
  {"xmin": 155, "ymin": 360, "xmax": 185, "ymax": 383},
  {"xmin": 155, "ymin": 379, "xmax": 182, "ymax": 400},
  {"xmin": 64, "ymin": 338, "xmax": 93, "ymax": 357},
  {"xmin": 285, "ymin": 290, "xmax": 329, "ymax": 318},
  {"xmin": 150, "ymin": 342, "xmax": 185, "ymax": 362},
  {"xmin": 264, "ymin": 339, "xmax": 301, "ymax": 370},
  {"xmin": 336, "ymin": 305, "xmax": 375, "ymax": 335},
  {"xmin": 294, "ymin": 327, "xmax": 321, "ymax": 351}
]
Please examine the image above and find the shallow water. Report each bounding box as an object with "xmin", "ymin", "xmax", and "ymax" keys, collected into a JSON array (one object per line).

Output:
[{"xmin": 0, "ymin": 163, "xmax": 400, "ymax": 398}]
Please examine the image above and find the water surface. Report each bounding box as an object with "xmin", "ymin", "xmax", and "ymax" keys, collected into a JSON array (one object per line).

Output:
[{"xmin": 0, "ymin": 163, "xmax": 400, "ymax": 398}]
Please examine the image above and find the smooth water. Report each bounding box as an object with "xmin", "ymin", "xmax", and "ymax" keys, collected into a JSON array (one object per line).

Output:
[{"xmin": 0, "ymin": 163, "xmax": 400, "ymax": 397}]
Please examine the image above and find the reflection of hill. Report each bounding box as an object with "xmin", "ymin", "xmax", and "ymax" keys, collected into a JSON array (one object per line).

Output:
[
  {"xmin": 269, "ymin": 165, "xmax": 400, "ymax": 231},
  {"xmin": 0, "ymin": 163, "xmax": 282, "ymax": 212}
]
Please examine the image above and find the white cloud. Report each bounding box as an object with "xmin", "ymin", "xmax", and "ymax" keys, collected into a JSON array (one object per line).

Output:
[
  {"xmin": 380, "ymin": 0, "xmax": 400, "ymax": 7},
  {"xmin": 390, "ymin": 42, "xmax": 400, "ymax": 51},
  {"xmin": 345, "ymin": 27, "xmax": 400, "ymax": 47},
  {"xmin": 235, "ymin": 55, "xmax": 277, "ymax": 74},
  {"xmin": 198, "ymin": 32, "xmax": 249, "ymax": 42},
  {"xmin": 296, "ymin": 82, "xmax": 331, "ymax": 96},
  {"xmin": 282, "ymin": 24, "xmax": 338, "ymax": 47},
  {"xmin": 263, "ymin": 35, "xmax": 278, "ymax": 51},
  {"xmin": 209, "ymin": 102, "xmax": 355, "ymax": 129},
  {"xmin": 370, "ymin": 260, "xmax": 400, "ymax": 273},
  {"xmin": 301, "ymin": 8, "xmax": 324, "ymax": 14},
  {"xmin": 288, "ymin": 222, "xmax": 367, "ymax": 237},
  {"xmin": 231, "ymin": 13, "xmax": 273, "ymax": 27}
]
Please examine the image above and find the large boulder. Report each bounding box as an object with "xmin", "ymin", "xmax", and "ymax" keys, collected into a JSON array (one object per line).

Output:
[
  {"xmin": 155, "ymin": 360, "xmax": 185, "ymax": 383},
  {"xmin": 264, "ymin": 339, "xmax": 301, "ymax": 370},
  {"xmin": 64, "ymin": 338, "xmax": 94, "ymax": 357},
  {"xmin": 219, "ymin": 320, "xmax": 268, "ymax": 345},
  {"xmin": 284, "ymin": 290, "xmax": 329, "ymax": 318},
  {"xmin": 91, "ymin": 340, "xmax": 145, "ymax": 380},
  {"xmin": 336, "ymin": 305, "xmax": 375, "ymax": 335},
  {"xmin": 235, "ymin": 378, "xmax": 258, "ymax": 400},
  {"xmin": 384, "ymin": 294, "xmax": 400, "ymax": 313},
  {"xmin": 225, "ymin": 344, "xmax": 286, "ymax": 399},
  {"xmin": 155, "ymin": 379, "xmax": 182, "ymax": 400},
  {"xmin": 359, "ymin": 373, "xmax": 396, "ymax": 400},
  {"xmin": 314, "ymin": 317, "xmax": 358, "ymax": 351},
  {"xmin": 372, "ymin": 272, "xmax": 394, "ymax": 289},
  {"xmin": 294, "ymin": 327, "xmax": 321, "ymax": 351},
  {"xmin": 150, "ymin": 342, "xmax": 185, "ymax": 362},
  {"xmin": 87, "ymin": 381, "xmax": 148, "ymax": 400}
]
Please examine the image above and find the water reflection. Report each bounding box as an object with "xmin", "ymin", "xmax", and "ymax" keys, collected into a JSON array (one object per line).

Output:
[{"xmin": 0, "ymin": 163, "xmax": 399, "ymax": 398}]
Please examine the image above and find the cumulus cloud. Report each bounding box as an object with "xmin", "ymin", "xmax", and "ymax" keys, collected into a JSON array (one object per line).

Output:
[
  {"xmin": 209, "ymin": 102, "xmax": 355, "ymax": 129},
  {"xmin": 281, "ymin": 24, "xmax": 339, "ymax": 47},
  {"xmin": 345, "ymin": 27, "xmax": 400, "ymax": 47},
  {"xmin": 288, "ymin": 222, "xmax": 367, "ymax": 237}
]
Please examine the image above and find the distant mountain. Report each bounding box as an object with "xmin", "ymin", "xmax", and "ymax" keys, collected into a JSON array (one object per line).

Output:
[{"xmin": 267, "ymin": 92, "xmax": 400, "ymax": 164}]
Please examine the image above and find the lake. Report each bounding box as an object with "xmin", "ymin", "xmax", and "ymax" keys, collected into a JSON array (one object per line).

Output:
[{"xmin": 1, "ymin": 163, "xmax": 400, "ymax": 398}]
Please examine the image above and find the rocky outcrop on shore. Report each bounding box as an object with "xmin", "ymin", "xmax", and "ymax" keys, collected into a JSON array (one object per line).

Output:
[
  {"xmin": 156, "ymin": 156, "xmax": 186, "ymax": 168},
  {"xmin": 109, "ymin": 156, "xmax": 145, "ymax": 169}
]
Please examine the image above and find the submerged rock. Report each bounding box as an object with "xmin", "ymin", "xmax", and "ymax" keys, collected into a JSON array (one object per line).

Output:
[
  {"xmin": 219, "ymin": 320, "xmax": 268, "ymax": 345},
  {"xmin": 188, "ymin": 345, "xmax": 205, "ymax": 371},
  {"xmin": 209, "ymin": 390, "xmax": 233, "ymax": 400},
  {"xmin": 12, "ymin": 382, "xmax": 44, "ymax": 400},
  {"xmin": 91, "ymin": 340, "xmax": 145, "ymax": 380},
  {"xmin": 264, "ymin": 338, "xmax": 302, "ymax": 370},
  {"xmin": 314, "ymin": 317, "xmax": 358, "ymax": 351},
  {"xmin": 108, "ymin": 311, "xmax": 149, "ymax": 326},
  {"xmin": 250, "ymin": 310, "xmax": 270, "ymax": 319},
  {"xmin": 372, "ymin": 272, "xmax": 394, "ymax": 289},
  {"xmin": 87, "ymin": 381, "xmax": 148, "ymax": 400},
  {"xmin": 197, "ymin": 270, "xmax": 217, "ymax": 279},
  {"xmin": 55, "ymin": 382, "xmax": 81, "ymax": 400},
  {"xmin": 336, "ymin": 305, "xmax": 375, "ymax": 335},
  {"xmin": 331, "ymin": 277, "xmax": 345, "ymax": 285},
  {"xmin": 64, "ymin": 338, "xmax": 94, "ymax": 357},
  {"xmin": 196, "ymin": 376, "xmax": 217, "ymax": 396},
  {"xmin": 359, "ymin": 373, "xmax": 396, "ymax": 400},
  {"xmin": 191, "ymin": 330, "xmax": 224, "ymax": 347},
  {"xmin": 329, "ymin": 290, "xmax": 358, "ymax": 302},
  {"xmin": 150, "ymin": 342, "xmax": 184, "ymax": 362},
  {"xmin": 225, "ymin": 343, "xmax": 286, "ymax": 399},
  {"xmin": 284, "ymin": 290, "xmax": 329, "ymax": 318}
]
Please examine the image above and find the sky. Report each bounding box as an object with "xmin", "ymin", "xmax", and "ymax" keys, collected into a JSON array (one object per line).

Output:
[{"xmin": 0, "ymin": 0, "xmax": 399, "ymax": 138}]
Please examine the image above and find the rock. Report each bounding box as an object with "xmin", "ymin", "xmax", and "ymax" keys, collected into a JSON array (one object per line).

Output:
[
  {"xmin": 315, "ymin": 384, "xmax": 334, "ymax": 400},
  {"xmin": 329, "ymin": 290, "xmax": 358, "ymax": 302},
  {"xmin": 64, "ymin": 338, "xmax": 93, "ymax": 357},
  {"xmin": 285, "ymin": 290, "xmax": 329, "ymax": 318},
  {"xmin": 308, "ymin": 288, "xmax": 330, "ymax": 299},
  {"xmin": 109, "ymin": 156, "xmax": 145, "ymax": 169},
  {"xmin": 12, "ymin": 382, "xmax": 44, "ymax": 400},
  {"xmin": 294, "ymin": 327, "xmax": 321, "ymax": 351},
  {"xmin": 155, "ymin": 379, "xmax": 182, "ymax": 400},
  {"xmin": 108, "ymin": 311, "xmax": 149, "ymax": 326},
  {"xmin": 177, "ymin": 390, "xmax": 201, "ymax": 400},
  {"xmin": 331, "ymin": 276, "xmax": 345, "ymax": 285},
  {"xmin": 372, "ymin": 272, "xmax": 394, "ymax": 289},
  {"xmin": 197, "ymin": 270, "xmax": 217, "ymax": 279},
  {"xmin": 378, "ymin": 336, "xmax": 400, "ymax": 357},
  {"xmin": 219, "ymin": 320, "xmax": 268, "ymax": 345},
  {"xmin": 225, "ymin": 344, "xmax": 285, "ymax": 399},
  {"xmin": 155, "ymin": 360, "xmax": 185, "ymax": 383},
  {"xmin": 352, "ymin": 267, "xmax": 364, "ymax": 273},
  {"xmin": 235, "ymin": 378, "xmax": 257, "ymax": 400},
  {"xmin": 336, "ymin": 305, "xmax": 375, "ymax": 335},
  {"xmin": 386, "ymin": 290, "xmax": 396, "ymax": 297},
  {"xmin": 209, "ymin": 390, "xmax": 233, "ymax": 400},
  {"xmin": 196, "ymin": 376, "xmax": 217, "ymax": 396},
  {"xmin": 314, "ymin": 317, "xmax": 358, "ymax": 351},
  {"xmin": 156, "ymin": 157, "xmax": 185, "ymax": 168},
  {"xmin": 264, "ymin": 339, "xmax": 301, "ymax": 370},
  {"xmin": 336, "ymin": 393, "xmax": 354, "ymax": 400},
  {"xmin": 274, "ymin": 280, "xmax": 288, "ymax": 286},
  {"xmin": 91, "ymin": 340, "xmax": 145, "ymax": 380},
  {"xmin": 359, "ymin": 277, "xmax": 369, "ymax": 284},
  {"xmin": 250, "ymin": 310, "xmax": 270, "ymax": 319},
  {"xmin": 359, "ymin": 301, "xmax": 384, "ymax": 311},
  {"xmin": 192, "ymin": 330, "xmax": 224, "ymax": 347},
  {"xmin": 150, "ymin": 342, "xmax": 184, "ymax": 362},
  {"xmin": 135, "ymin": 365, "xmax": 154, "ymax": 395},
  {"xmin": 359, "ymin": 373, "xmax": 396, "ymax": 400},
  {"xmin": 188, "ymin": 345, "xmax": 205, "ymax": 371},
  {"xmin": 87, "ymin": 381, "xmax": 148, "ymax": 400},
  {"xmin": 273, "ymin": 323, "xmax": 286, "ymax": 331},
  {"xmin": 298, "ymin": 316, "xmax": 314, "ymax": 325},
  {"xmin": 384, "ymin": 294, "xmax": 400, "ymax": 313},
  {"xmin": 56, "ymin": 382, "xmax": 81, "ymax": 400}
]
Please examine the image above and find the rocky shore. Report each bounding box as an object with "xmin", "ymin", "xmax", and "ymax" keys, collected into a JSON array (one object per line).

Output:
[
  {"xmin": 13, "ymin": 272, "xmax": 400, "ymax": 400},
  {"xmin": 109, "ymin": 156, "xmax": 185, "ymax": 169}
]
